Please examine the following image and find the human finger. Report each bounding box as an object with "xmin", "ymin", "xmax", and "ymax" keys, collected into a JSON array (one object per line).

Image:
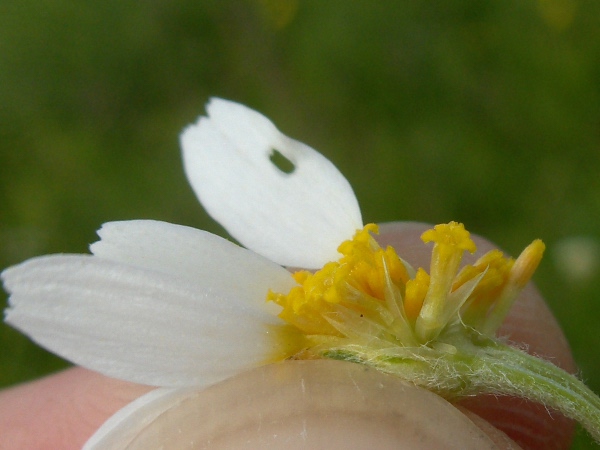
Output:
[{"xmin": 0, "ymin": 367, "xmax": 152, "ymax": 450}]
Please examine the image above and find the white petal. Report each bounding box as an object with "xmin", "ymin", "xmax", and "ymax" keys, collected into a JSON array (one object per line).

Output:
[
  {"xmin": 3, "ymin": 251, "xmax": 294, "ymax": 387},
  {"xmin": 181, "ymin": 98, "xmax": 362, "ymax": 268},
  {"xmin": 83, "ymin": 387, "xmax": 198, "ymax": 450},
  {"xmin": 90, "ymin": 220, "xmax": 292, "ymax": 311}
]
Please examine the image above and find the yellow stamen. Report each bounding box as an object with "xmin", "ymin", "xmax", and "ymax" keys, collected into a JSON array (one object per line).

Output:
[
  {"xmin": 404, "ymin": 268, "xmax": 430, "ymax": 321},
  {"xmin": 479, "ymin": 239, "xmax": 546, "ymax": 335},
  {"xmin": 416, "ymin": 222, "xmax": 476, "ymax": 342},
  {"xmin": 454, "ymin": 250, "xmax": 514, "ymax": 328},
  {"xmin": 510, "ymin": 239, "xmax": 546, "ymax": 288}
]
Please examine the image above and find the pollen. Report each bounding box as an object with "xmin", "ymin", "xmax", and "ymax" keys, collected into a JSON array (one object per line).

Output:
[{"xmin": 421, "ymin": 222, "xmax": 477, "ymax": 254}]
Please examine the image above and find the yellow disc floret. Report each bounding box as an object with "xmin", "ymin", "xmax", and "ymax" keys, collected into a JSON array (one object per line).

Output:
[
  {"xmin": 268, "ymin": 222, "xmax": 544, "ymax": 359},
  {"xmin": 404, "ymin": 268, "xmax": 430, "ymax": 322},
  {"xmin": 453, "ymin": 249, "xmax": 514, "ymax": 329},
  {"xmin": 268, "ymin": 224, "xmax": 409, "ymax": 338},
  {"xmin": 416, "ymin": 222, "xmax": 476, "ymax": 342}
]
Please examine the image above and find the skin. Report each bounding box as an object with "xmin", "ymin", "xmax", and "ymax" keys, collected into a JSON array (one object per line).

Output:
[{"xmin": 0, "ymin": 222, "xmax": 577, "ymax": 449}]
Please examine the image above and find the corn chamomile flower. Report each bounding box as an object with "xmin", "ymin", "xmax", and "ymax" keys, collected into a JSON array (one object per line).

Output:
[{"xmin": 2, "ymin": 99, "xmax": 600, "ymax": 447}]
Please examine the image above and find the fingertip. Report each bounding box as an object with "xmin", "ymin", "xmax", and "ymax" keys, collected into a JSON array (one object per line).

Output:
[
  {"xmin": 111, "ymin": 360, "xmax": 516, "ymax": 449},
  {"xmin": 458, "ymin": 407, "xmax": 525, "ymax": 450},
  {"xmin": 458, "ymin": 396, "xmax": 574, "ymax": 450},
  {"xmin": 0, "ymin": 367, "xmax": 152, "ymax": 450}
]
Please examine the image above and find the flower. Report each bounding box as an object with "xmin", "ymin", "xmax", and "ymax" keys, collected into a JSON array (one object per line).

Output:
[{"xmin": 2, "ymin": 99, "xmax": 600, "ymax": 447}]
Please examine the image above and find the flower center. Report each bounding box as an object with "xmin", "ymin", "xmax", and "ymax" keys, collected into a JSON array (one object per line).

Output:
[{"xmin": 268, "ymin": 222, "xmax": 545, "ymax": 357}]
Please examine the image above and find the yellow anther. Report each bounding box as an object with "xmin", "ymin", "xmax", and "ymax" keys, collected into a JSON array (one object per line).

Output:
[
  {"xmin": 478, "ymin": 239, "xmax": 545, "ymax": 336},
  {"xmin": 510, "ymin": 239, "xmax": 545, "ymax": 288},
  {"xmin": 453, "ymin": 250, "xmax": 506, "ymax": 290},
  {"xmin": 454, "ymin": 250, "xmax": 514, "ymax": 311},
  {"xmin": 421, "ymin": 222, "xmax": 477, "ymax": 254},
  {"xmin": 338, "ymin": 223, "xmax": 379, "ymax": 255},
  {"xmin": 384, "ymin": 246, "xmax": 410, "ymax": 285},
  {"xmin": 404, "ymin": 268, "xmax": 430, "ymax": 321}
]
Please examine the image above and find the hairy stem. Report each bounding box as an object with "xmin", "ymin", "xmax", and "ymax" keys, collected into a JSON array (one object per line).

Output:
[{"xmin": 323, "ymin": 336, "xmax": 600, "ymax": 443}]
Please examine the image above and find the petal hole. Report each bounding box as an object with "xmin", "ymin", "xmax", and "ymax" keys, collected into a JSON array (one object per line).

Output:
[{"xmin": 269, "ymin": 148, "xmax": 295, "ymax": 174}]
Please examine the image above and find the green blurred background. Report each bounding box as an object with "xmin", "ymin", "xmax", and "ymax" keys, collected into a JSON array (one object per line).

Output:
[{"xmin": 1, "ymin": 0, "xmax": 599, "ymax": 447}]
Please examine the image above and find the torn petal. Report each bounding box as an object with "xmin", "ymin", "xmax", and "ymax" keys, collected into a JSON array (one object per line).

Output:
[{"xmin": 181, "ymin": 98, "xmax": 362, "ymax": 268}]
